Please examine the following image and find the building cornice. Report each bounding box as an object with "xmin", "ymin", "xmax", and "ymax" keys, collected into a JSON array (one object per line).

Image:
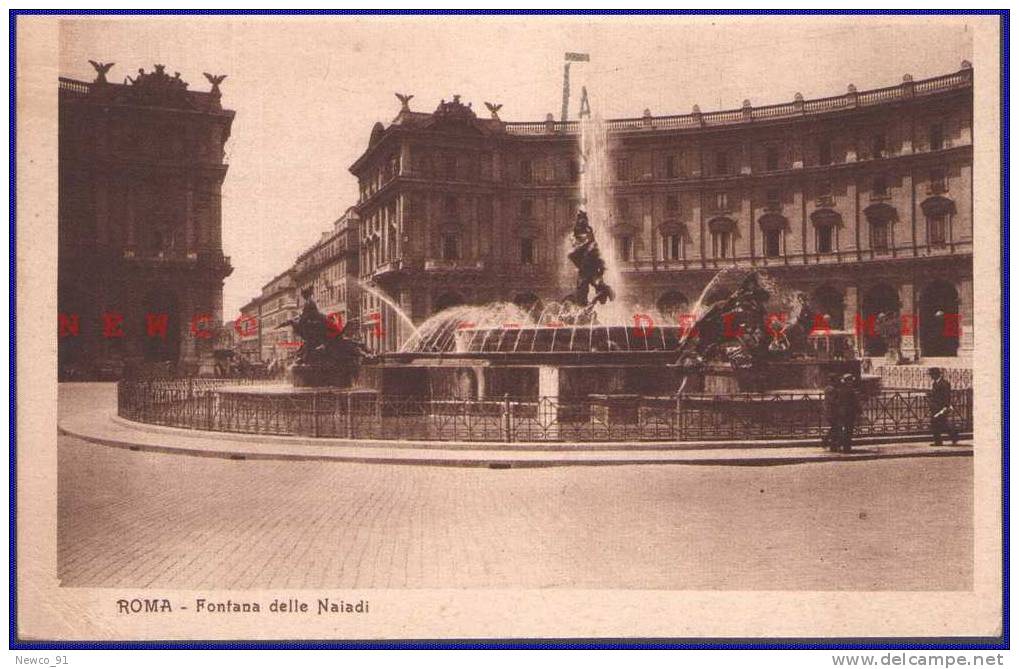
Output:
[{"xmin": 350, "ymin": 67, "xmax": 972, "ymax": 175}]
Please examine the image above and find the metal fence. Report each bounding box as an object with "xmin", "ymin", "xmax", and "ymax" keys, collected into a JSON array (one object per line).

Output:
[
  {"xmin": 117, "ymin": 380, "xmax": 972, "ymax": 444},
  {"xmin": 875, "ymin": 365, "xmax": 973, "ymax": 390}
]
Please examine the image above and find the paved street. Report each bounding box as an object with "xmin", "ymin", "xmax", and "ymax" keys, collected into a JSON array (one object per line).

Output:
[{"xmin": 58, "ymin": 384, "xmax": 973, "ymax": 590}]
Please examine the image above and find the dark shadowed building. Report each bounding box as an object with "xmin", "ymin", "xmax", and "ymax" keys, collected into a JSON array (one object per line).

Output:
[{"xmin": 58, "ymin": 63, "xmax": 235, "ymax": 378}]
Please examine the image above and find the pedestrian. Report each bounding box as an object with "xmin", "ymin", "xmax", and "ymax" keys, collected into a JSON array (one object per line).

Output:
[
  {"xmin": 928, "ymin": 367, "xmax": 959, "ymax": 446},
  {"xmin": 822, "ymin": 374, "xmax": 840, "ymax": 452},
  {"xmin": 834, "ymin": 373, "xmax": 860, "ymax": 453}
]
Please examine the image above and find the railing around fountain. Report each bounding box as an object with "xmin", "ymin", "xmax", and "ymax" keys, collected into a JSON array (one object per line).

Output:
[{"xmin": 117, "ymin": 380, "xmax": 972, "ymax": 444}]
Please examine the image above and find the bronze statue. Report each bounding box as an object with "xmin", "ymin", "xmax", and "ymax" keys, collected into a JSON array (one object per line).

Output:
[
  {"xmin": 566, "ymin": 209, "xmax": 615, "ymax": 308},
  {"xmin": 277, "ymin": 287, "xmax": 374, "ymax": 387},
  {"xmin": 484, "ymin": 102, "xmax": 503, "ymax": 120},
  {"xmin": 88, "ymin": 60, "xmax": 115, "ymax": 84},
  {"xmin": 395, "ymin": 93, "xmax": 414, "ymax": 112},
  {"xmin": 203, "ymin": 73, "xmax": 227, "ymax": 96}
]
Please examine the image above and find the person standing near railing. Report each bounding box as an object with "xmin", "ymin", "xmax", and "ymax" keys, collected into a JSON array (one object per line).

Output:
[
  {"xmin": 822, "ymin": 374, "xmax": 839, "ymax": 452},
  {"xmin": 832, "ymin": 373, "xmax": 860, "ymax": 453},
  {"xmin": 928, "ymin": 367, "xmax": 959, "ymax": 447}
]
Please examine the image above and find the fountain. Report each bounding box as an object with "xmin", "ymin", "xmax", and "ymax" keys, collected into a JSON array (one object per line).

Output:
[{"xmin": 123, "ymin": 87, "xmax": 899, "ymax": 444}]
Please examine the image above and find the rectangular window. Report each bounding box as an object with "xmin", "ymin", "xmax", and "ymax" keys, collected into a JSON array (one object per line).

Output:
[
  {"xmin": 929, "ymin": 169, "xmax": 947, "ymax": 194},
  {"xmin": 616, "ymin": 157, "xmax": 630, "ymax": 181},
  {"xmin": 871, "ymin": 221, "xmax": 889, "ymax": 251},
  {"xmin": 520, "ymin": 159, "xmax": 533, "ymax": 183},
  {"xmin": 442, "ymin": 234, "xmax": 460, "ymax": 261},
  {"xmin": 712, "ymin": 231, "xmax": 731, "ymax": 259},
  {"xmin": 715, "ymin": 150, "xmax": 729, "ymax": 175},
  {"xmin": 818, "ymin": 139, "xmax": 832, "ymax": 166},
  {"xmin": 765, "ymin": 146, "xmax": 779, "ymax": 171},
  {"xmin": 928, "ymin": 215, "xmax": 947, "ymax": 246},
  {"xmin": 715, "ymin": 192, "xmax": 729, "ymax": 212},
  {"xmin": 443, "ymin": 195, "xmax": 458, "ymax": 216},
  {"xmin": 872, "ymin": 133, "xmax": 886, "ymax": 158},
  {"xmin": 929, "ymin": 124, "xmax": 944, "ymax": 151},
  {"xmin": 872, "ymin": 175, "xmax": 888, "ymax": 198},
  {"xmin": 765, "ymin": 189, "xmax": 780, "ymax": 209},
  {"xmin": 665, "ymin": 194, "xmax": 679, "ymax": 214},
  {"xmin": 817, "ymin": 224, "xmax": 834, "ymax": 253},
  {"xmin": 617, "ymin": 236, "xmax": 633, "ymax": 262},
  {"xmin": 764, "ymin": 229, "xmax": 781, "ymax": 258},
  {"xmin": 666, "ymin": 155, "xmax": 679, "ymax": 179},
  {"xmin": 520, "ymin": 199, "xmax": 533, "ymax": 219},
  {"xmin": 444, "ymin": 155, "xmax": 458, "ymax": 180},
  {"xmin": 520, "ymin": 238, "xmax": 535, "ymax": 264},
  {"xmin": 616, "ymin": 198, "xmax": 630, "ymax": 219}
]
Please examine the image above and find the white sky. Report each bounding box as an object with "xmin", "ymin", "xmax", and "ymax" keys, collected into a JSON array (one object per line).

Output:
[{"xmin": 58, "ymin": 16, "xmax": 973, "ymax": 317}]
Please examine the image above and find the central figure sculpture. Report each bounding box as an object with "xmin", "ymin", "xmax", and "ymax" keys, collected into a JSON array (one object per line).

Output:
[{"xmin": 567, "ymin": 209, "xmax": 615, "ymax": 308}]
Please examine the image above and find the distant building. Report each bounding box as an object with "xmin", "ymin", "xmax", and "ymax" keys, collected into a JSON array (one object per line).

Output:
[
  {"xmin": 253, "ymin": 270, "xmax": 298, "ymax": 364},
  {"xmin": 349, "ymin": 66, "xmax": 974, "ymax": 361},
  {"xmin": 236, "ymin": 297, "xmax": 262, "ymax": 363},
  {"xmin": 292, "ymin": 208, "xmax": 362, "ymax": 335},
  {"xmin": 58, "ymin": 63, "xmax": 235, "ymax": 378}
]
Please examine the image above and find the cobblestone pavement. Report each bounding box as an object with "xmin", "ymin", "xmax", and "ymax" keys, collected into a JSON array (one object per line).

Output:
[{"xmin": 58, "ymin": 384, "xmax": 973, "ymax": 590}]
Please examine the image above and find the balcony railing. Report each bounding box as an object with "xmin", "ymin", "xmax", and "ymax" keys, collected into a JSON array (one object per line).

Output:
[
  {"xmin": 423, "ymin": 259, "xmax": 486, "ymax": 272},
  {"xmin": 504, "ymin": 69, "xmax": 971, "ymax": 136}
]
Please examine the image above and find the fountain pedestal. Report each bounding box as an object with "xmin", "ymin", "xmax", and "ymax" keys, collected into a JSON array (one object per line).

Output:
[
  {"xmin": 589, "ymin": 394, "xmax": 641, "ymax": 425},
  {"xmin": 291, "ymin": 363, "xmax": 357, "ymax": 388}
]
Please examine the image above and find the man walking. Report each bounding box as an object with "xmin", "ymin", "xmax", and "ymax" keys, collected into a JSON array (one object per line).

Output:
[{"xmin": 928, "ymin": 367, "xmax": 959, "ymax": 446}]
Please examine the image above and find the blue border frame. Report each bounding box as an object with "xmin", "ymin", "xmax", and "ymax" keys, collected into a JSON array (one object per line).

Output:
[{"xmin": 10, "ymin": 8, "xmax": 1009, "ymax": 651}]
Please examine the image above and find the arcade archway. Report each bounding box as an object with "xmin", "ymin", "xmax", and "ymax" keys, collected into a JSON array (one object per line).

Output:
[
  {"xmin": 860, "ymin": 283, "xmax": 900, "ymax": 356},
  {"xmin": 919, "ymin": 280, "xmax": 960, "ymax": 357}
]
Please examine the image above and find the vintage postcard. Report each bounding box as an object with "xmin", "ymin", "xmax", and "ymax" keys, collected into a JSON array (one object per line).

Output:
[{"xmin": 14, "ymin": 12, "xmax": 1005, "ymax": 644}]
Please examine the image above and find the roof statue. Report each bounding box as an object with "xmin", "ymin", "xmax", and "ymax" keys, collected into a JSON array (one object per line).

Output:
[{"xmin": 88, "ymin": 60, "xmax": 115, "ymax": 84}]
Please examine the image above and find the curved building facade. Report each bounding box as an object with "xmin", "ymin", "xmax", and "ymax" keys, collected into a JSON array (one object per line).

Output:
[{"xmin": 350, "ymin": 66, "xmax": 973, "ymax": 360}]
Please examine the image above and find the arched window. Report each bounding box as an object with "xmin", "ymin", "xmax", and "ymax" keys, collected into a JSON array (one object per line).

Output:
[
  {"xmin": 520, "ymin": 237, "xmax": 536, "ymax": 265},
  {"xmin": 662, "ymin": 233, "xmax": 682, "ymax": 260},
  {"xmin": 708, "ymin": 217, "xmax": 736, "ymax": 260},
  {"xmin": 659, "ymin": 222, "xmax": 685, "ymax": 262},
  {"xmin": 758, "ymin": 213, "xmax": 787, "ymax": 259},
  {"xmin": 810, "ymin": 209, "xmax": 841, "ymax": 254},
  {"xmin": 861, "ymin": 283, "xmax": 901, "ymax": 356},
  {"xmin": 921, "ymin": 196, "xmax": 956, "ymax": 249},
  {"xmin": 919, "ymin": 280, "xmax": 960, "ymax": 357},
  {"xmin": 812, "ymin": 285, "xmax": 845, "ymax": 330},
  {"xmin": 864, "ymin": 203, "xmax": 897, "ymax": 253},
  {"xmin": 442, "ymin": 233, "xmax": 460, "ymax": 261},
  {"xmin": 616, "ymin": 235, "xmax": 634, "ymax": 262}
]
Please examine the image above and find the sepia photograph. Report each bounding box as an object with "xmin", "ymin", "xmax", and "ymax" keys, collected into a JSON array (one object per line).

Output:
[{"xmin": 13, "ymin": 10, "xmax": 1006, "ymax": 647}]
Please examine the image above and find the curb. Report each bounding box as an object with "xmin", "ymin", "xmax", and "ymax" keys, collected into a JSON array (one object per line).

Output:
[{"xmin": 59, "ymin": 410, "xmax": 975, "ymax": 469}]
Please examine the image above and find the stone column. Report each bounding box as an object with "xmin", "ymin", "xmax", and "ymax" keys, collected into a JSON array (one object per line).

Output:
[
  {"xmin": 125, "ymin": 184, "xmax": 137, "ymax": 255},
  {"xmin": 844, "ymin": 285, "xmax": 860, "ymax": 354},
  {"xmin": 957, "ymin": 277, "xmax": 974, "ymax": 358},
  {"xmin": 184, "ymin": 179, "xmax": 196, "ymax": 256},
  {"xmin": 178, "ymin": 289, "xmax": 198, "ymax": 372},
  {"xmin": 898, "ymin": 282, "xmax": 918, "ymax": 361},
  {"xmin": 94, "ymin": 172, "xmax": 109, "ymax": 246},
  {"xmin": 537, "ymin": 366, "xmax": 560, "ymax": 439}
]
